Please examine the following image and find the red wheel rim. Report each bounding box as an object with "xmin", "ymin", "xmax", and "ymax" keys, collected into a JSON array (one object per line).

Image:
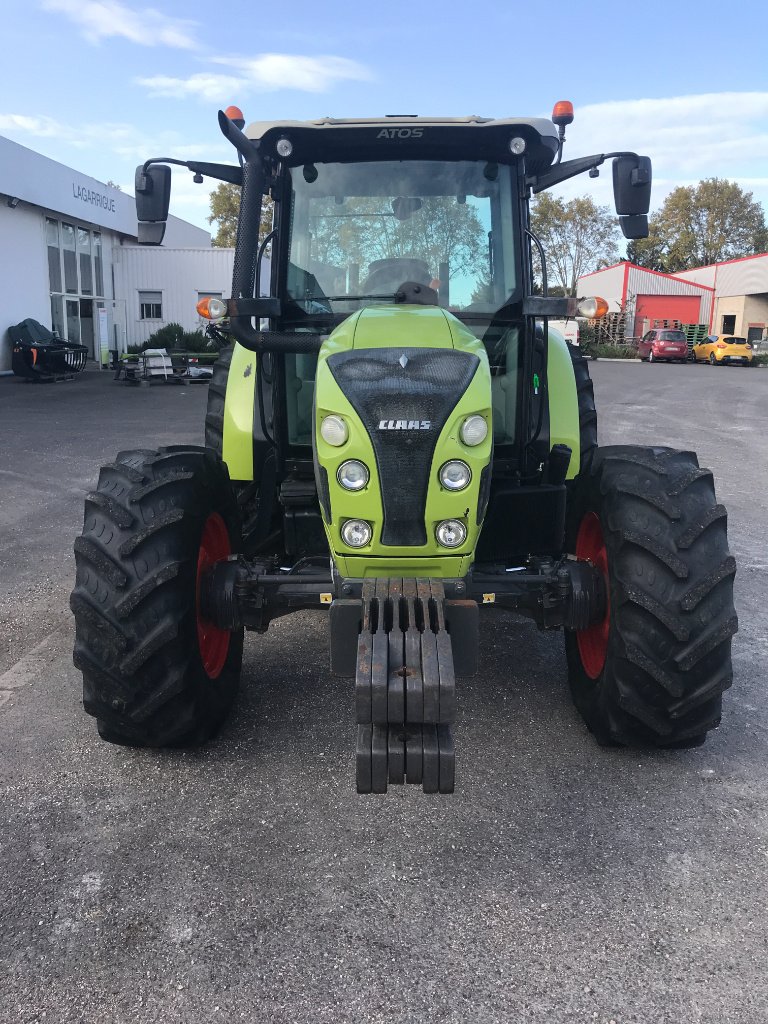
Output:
[
  {"xmin": 196, "ymin": 512, "xmax": 231, "ymax": 679},
  {"xmin": 575, "ymin": 511, "xmax": 610, "ymax": 680}
]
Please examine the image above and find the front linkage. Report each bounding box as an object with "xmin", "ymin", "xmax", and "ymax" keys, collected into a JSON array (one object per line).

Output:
[{"xmin": 200, "ymin": 555, "xmax": 606, "ymax": 793}]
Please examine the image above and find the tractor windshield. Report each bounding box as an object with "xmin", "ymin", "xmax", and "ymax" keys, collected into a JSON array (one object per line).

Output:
[{"xmin": 284, "ymin": 160, "xmax": 518, "ymax": 318}]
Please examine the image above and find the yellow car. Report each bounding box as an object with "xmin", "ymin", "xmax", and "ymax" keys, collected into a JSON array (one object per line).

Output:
[{"xmin": 693, "ymin": 334, "xmax": 755, "ymax": 366}]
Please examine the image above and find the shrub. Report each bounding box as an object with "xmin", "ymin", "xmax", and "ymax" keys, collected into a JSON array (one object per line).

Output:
[
  {"xmin": 126, "ymin": 323, "xmax": 212, "ymax": 354},
  {"xmin": 583, "ymin": 343, "xmax": 638, "ymax": 360}
]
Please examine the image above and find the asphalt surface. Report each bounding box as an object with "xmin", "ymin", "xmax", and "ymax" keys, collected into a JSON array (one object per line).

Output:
[{"xmin": 1, "ymin": 360, "xmax": 767, "ymax": 1024}]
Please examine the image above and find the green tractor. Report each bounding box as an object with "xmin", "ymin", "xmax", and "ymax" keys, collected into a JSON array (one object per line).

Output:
[{"xmin": 71, "ymin": 102, "xmax": 737, "ymax": 792}]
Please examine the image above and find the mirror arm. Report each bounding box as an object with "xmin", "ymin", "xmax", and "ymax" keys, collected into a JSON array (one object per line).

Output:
[
  {"xmin": 137, "ymin": 158, "xmax": 242, "ymax": 187},
  {"xmin": 528, "ymin": 151, "xmax": 642, "ymax": 194}
]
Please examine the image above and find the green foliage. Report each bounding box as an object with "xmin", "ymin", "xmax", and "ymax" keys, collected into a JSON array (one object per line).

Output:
[
  {"xmin": 577, "ymin": 320, "xmax": 596, "ymax": 347},
  {"xmin": 581, "ymin": 342, "xmax": 638, "ymax": 360},
  {"xmin": 208, "ymin": 182, "xmax": 274, "ymax": 248},
  {"xmin": 127, "ymin": 323, "xmax": 210, "ymax": 353},
  {"xmin": 531, "ymin": 194, "xmax": 620, "ymax": 294},
  {"xmin": 628, "ymin": 179, "xmax": 768, "ymax": 272},
  {"xmin": 753, "ymin": 353, "xmax": 768, "ymax": 367}
]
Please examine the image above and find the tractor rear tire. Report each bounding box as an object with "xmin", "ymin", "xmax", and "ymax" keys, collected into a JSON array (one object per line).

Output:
[
  {"xmin": 70, "ymin": 446, "xmax": 244, "ymax": 747},
  {"xmin": 565, "ymin": 445, "xmax": 737, "ymax": 748},
  {"xmin": 568, "ymin": 343, "xmax": 598, "ymax": 475}
]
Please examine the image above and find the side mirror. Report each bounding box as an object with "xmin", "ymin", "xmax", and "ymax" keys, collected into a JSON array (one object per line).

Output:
[
  {"xmin": 613, "ymin": 155, "xmax": 652, "ymax": 239},
  {"xmin": 619, "ymin": 214, "xmax": 649, "ymax": 239},
  {"xmin": 135, "ymin": 164, "xmax": 171, "ymax": 245}
]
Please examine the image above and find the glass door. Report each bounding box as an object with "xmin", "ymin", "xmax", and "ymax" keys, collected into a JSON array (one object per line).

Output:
[{"xmin": 65, "ymin": 299, "xmax": 80, "ymax": 344}]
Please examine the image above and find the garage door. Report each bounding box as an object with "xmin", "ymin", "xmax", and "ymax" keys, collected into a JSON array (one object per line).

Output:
[{"xmin": 635, "ymin": 294, "xmax": 702, "ymax": 329}]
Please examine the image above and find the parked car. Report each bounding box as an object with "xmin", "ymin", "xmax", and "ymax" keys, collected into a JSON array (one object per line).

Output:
[
  {"xmin": 692, "ymin": 335, "xmax": 755, "ymax": 366},
  {"xmin": 637, "ymin": 328, "xmax": 689, "ymax": 363}
]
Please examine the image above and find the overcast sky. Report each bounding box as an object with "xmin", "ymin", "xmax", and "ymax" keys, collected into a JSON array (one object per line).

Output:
[{"xmin": 3, "ymin": 0, "xmax": 768, "ymax": 235}]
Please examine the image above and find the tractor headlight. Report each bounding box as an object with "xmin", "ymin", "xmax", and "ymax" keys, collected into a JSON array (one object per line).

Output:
[
  {"xmin": 320, "ymin": 415, "xmax": 348, "ymax": 446},
  {"xmin": 337, "ymin": 460, "xmax": 369, "ymax": 491},
  {"xmin": 439, "ymin": 460, "xmax": 471, "ymax": 491},
  {"xmin": 276, "ymin": 137, "xmax": 293, "ymax": 158},
  {"xmin": 460, "ymin": 415, "xmax": 488, "ymax": 447},
  {"xmin": 436, "ymin": 519, "xmax": 467, "ymax": 548},
  {"xmin": 341, "ymin": 519, "xmax": 372, "ymax": 548}
]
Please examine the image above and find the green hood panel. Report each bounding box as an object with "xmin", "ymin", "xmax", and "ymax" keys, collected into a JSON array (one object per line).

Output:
[
  {"xmin": 321, "ymin": 303, "xmax": 481, "ymax": 355},
  {"xmin": 315, "ymin": 305, "xmax": 492, "ymax": 577}
]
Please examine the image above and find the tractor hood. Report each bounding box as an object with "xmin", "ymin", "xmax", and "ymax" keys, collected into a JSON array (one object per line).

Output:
[{"xmin": 314, "ymin": 305, "xmax": 493, "ymax": 578}]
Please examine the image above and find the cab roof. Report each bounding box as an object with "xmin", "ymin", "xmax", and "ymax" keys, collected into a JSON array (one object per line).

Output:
[{"xmin": 244, "ymin": 115, "xmax": 560, "ymax": 172}]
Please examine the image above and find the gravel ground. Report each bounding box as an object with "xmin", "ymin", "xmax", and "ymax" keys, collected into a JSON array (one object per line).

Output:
[{"xmin": 0, "ymin": 360, "xmax": 766, "ymax": 1024}]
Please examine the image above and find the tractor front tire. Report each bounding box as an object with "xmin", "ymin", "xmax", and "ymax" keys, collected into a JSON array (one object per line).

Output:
[
  {"xmin": 70, "ymin": 446, "xmax": 243, "ymax": 746},
  {"xmin": 565, "ymin": 445, "xmax": 737, "ymax": 747}
]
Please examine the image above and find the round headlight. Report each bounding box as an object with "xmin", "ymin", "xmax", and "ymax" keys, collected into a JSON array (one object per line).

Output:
[
  {"xmin": 436, "ymin": 519, "xmax": 467, "ymax": 549},
  {"xmin": 341, "ymin": 519, "xmax": 372, "ymax": 548},
  {"xmin": 320, "ymin": 415, "xmax": 348, "ymax": 446},
  {"xmin": 276, "ymin": 137, "xmax": 293, "ymax": 158},
  {"xmin": 337, "ymin": 460, "xmax": 369, "ymax": 491},
  {"xmin": 460, "ymin": 415, "xmax": 488, "ymax": 447},
  {"xmin": 509, "ymin": 136, "xmax": 526, "ymax": 155},
  {"xmin": 439, "ymin": 460, "xmax": 471, "ymax": 491}
]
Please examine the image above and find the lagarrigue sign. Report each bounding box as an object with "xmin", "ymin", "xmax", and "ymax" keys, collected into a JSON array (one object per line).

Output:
[{"xmin": 72, "ymin": 182, "xmax": 117, "ymax": 213}]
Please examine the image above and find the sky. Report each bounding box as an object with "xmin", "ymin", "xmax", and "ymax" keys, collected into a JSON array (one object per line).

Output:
[{"xmin": 3, "ymin": 0, "xmax": 768, "ymax": 237}]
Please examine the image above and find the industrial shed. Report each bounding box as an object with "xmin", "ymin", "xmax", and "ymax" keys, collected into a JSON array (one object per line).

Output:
[
  {"xmin": 675, "ymin": 254, "xmax": 768, "ymax": 343},
  {"xmin": 577, "ymin": 262, "xmax": 713, "ymax": 338}
]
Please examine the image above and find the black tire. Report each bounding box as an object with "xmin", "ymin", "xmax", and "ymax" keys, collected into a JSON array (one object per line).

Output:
[
  {"xmin": 564, "ymin": 445, "xmax": 737, "ymax": 748},
  {"xmin": 709, "ymin": 353, "xmax": 717, "ymax": 365},
  {"xmin": 71, "ymin": 446, "xmax": 244, "ymax": 746},
  {"xmin": 567, "ymin": 343, "xmax": 598, "ymax": 475},
  {"xmin": 204, "ymin": 344, "xmax": 232, "ymax": 454},
  {"xmin": 648, "ymin": 350, "xmax": 655, "ymax": 363}
]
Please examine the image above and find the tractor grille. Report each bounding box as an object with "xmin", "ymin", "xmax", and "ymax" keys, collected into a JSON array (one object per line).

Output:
[{"xmin": 327, "ymin": 348, "xmax": 479, "ymax": 546}]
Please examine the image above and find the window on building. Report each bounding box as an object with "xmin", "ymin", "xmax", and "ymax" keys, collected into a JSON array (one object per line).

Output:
[
  {"xmin": 93, "ymin": 233, "xmax": 104, "ymax": 296},
  {"xmin": 77, "ymin": 228, "xmax": 93, "ymax": 295},
  {"xmin": 721, "ymin": 314, "xmax": 736, "ymax": 334},
  {"xmin": 46, "ymin": 218, "xmax": 62, "ymax": 293},
  {"xmin": 61, "ymin": 222, "xmax": 78, "ymax": 294},
  {"xmin": 139, "ymin": 291, "xmax": 163, "ymax": 320}
]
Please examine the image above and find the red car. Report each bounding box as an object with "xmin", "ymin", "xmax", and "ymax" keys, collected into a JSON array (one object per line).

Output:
[{"xmin": 638, "ymin": 328, "xmax": 689, "ymax": 363}]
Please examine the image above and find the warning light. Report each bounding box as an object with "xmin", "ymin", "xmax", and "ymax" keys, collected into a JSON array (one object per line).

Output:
[
  {"xmin": 224, "ymin": 105, "xmax": 245, "ymax": 129},
  {"xmin": 552, "ymin": 101, "xmax": 574, "ymax": 127}
]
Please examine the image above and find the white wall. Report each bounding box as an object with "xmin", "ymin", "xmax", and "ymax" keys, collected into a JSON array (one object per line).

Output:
[
  {"xmin": 0, "ymin": 201, "xmax": 51, "ymax": 372},
  {"xmin": 577, "ymin": 263, "xmax": 628, "ymax": 310},
  {"xmin": 112, "ymin": 246, "xmax": 237, "ymax": 347}
]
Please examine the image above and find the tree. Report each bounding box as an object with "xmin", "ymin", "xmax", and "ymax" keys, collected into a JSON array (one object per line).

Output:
[
  {"xmin": 625, "ymin": 228, "xmax": 667, "ymax": 271},
  {"xmin": 307, "ymin": 196, "xmax": 486, "ymax": 285},
  {"xmin": 530, "ymin": 194, "xmax": 620, "ymax": 294},
  {"xmin": 208, "ymin": 182, "xmax": 273, "ymax": 248},
  {"xmin": 628, "ymin": 179, "xmax": 768, "ymax": 272}
]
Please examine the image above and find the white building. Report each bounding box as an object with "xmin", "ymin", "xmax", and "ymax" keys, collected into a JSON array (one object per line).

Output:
[{"xmin": 0, "ymin": 135, "xmax": 235, "ymax": 373}]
